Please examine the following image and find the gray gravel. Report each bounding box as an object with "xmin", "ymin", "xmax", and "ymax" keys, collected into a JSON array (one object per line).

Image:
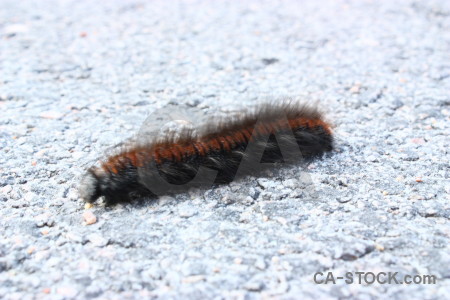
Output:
[{"xmin": 1, "ymin": 0, "xmax": 449, "ymax": 299}]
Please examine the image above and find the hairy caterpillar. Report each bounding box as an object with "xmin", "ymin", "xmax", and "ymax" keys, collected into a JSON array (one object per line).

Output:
[{"xmin": 79, "ymin": 101, "xmax": 333, "ymax": 205}]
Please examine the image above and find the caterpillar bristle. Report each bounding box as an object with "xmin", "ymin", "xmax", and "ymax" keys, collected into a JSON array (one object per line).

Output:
[{"xmin": 79, "ymin": 101, "xmax": 334, "ymax": 205}]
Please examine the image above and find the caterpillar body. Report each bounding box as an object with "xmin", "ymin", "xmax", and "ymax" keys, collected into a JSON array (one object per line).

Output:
[{"xmin": 79, "ymin": 101, "xmax": 333, "ymax": 205}]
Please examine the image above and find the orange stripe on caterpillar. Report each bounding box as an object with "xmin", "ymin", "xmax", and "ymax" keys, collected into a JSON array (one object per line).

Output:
[{"xmin": 96, "ymin": 116, "xmax": 331, "ymax": 172}]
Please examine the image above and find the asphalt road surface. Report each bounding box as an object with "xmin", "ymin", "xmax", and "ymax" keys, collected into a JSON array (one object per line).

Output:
[{"xmin": 0, "ymin": 0, "xmax": 449, "ymax": 299}]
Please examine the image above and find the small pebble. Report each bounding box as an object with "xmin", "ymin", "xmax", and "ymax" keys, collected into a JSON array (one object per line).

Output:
[
  {"xmin": 57, "ymin": 286, "xmax": 78, "ymax": 298},
  {"xmin": 375, "ymin": 244, "xmax": 385, "ymax": 251},
  {"xmin": 40, "ymin": 111, "xmax": 64, "ymax": 120},
  {"xmin": 349, "ymin": 84, "xmax": 361, "ymax": 94},
  {"xmin": 366, "ymin": 155, "xmax": 378, "ymax": 162},
  {"xmin": 87, "ymin": 233, "xmax": 108, "ymax": 247},
  {"xmin": 83, "ymin": 211, "xmax": 97, "ymax": 225},
  {"xmin": 182, "ymin": 275, "xmax": 205, "ymax": 284},
  {"xmin": 179, "ymin": 207, "xmax": 197, "ymax": 218},
  {"xmin": 411, "ymin": 138, "xmax": 426, "ymax": 144},
  {"xmin": 244, "ymin": 280, "xmax": 264, "ymax": 291}
]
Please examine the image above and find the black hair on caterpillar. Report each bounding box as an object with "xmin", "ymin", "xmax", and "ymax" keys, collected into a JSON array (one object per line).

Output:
[{"xmin": 79, "ymin": 101, "xmax": 333, "ymax": 205}]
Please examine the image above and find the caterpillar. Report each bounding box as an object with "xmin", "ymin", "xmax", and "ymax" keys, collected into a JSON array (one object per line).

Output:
[{"xmin": 79, "ymin": 101, "xmax": 333, "ymax": 205}]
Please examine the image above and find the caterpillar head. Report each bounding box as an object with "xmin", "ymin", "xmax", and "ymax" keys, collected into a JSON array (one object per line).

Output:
[{"xmin": 78, "ymin": 168, "xmax": 102, "ymax": 203}]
